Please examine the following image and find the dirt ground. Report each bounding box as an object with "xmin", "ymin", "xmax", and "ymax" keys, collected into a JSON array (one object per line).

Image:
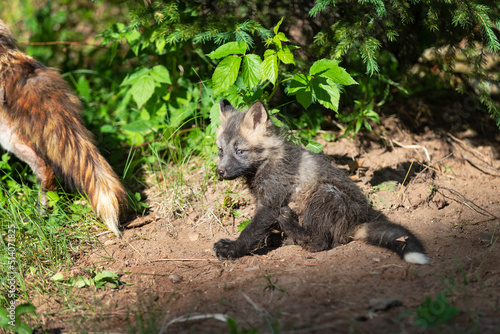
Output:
[{"xmin": 36, "ymin": 108, "xmax": 500, "ymax": 333}]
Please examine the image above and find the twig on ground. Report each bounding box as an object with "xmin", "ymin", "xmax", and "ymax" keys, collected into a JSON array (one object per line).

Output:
[
  {"xmin": 436, "ymin": 186, "xmax": 499, "ymax": 220},
  {"xmin": 470, "ymin": 217, "xmax": 498, "ymax": 225},
  {"xmin": 391, "ymin": 139, "xmax": 431, "ymax": 162},
  {"xmin": 126, "ymin": 240, "xmax": 152, "ymax": 264},
  {"xmin": 420, "ymin": 163, "xmax": 455, "ymax": 179}
]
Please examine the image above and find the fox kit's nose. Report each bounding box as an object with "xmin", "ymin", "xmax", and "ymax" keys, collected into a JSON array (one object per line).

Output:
[{"xmin": 217, "ymin": 167, "xmax": 225, "ymax": 177}]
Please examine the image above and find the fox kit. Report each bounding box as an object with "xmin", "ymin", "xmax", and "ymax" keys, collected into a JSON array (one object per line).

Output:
[
  {"xmin": 214, "ymin": 99, "xmax": 428, "ymax": 265},
  {"xmin": 0, "ymin": 20, "xmax": 126, "ymax": 236}
]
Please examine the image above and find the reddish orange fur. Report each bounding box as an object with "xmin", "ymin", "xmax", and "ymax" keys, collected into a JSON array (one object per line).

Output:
[{"xmin": 0, "ymin": 20, "xmax": 126, "ymax": 236}]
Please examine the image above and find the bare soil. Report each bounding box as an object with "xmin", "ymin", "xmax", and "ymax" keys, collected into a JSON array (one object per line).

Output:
[{"xmin": 36, "ymin": 111, "xmax": 500, "ymax": 333}]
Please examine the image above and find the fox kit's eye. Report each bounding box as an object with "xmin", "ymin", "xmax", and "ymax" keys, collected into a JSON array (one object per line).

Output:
[
  {"xmin": 218, "ymin": 147, "xmax": 223, "ymax": 155},
  {"xmin": 235, "ymin": 148, "xmax": 244, "ymax": 156}
]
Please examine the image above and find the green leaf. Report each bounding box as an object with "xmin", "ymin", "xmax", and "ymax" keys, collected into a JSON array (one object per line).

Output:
[
  {"xmin": 73, "ymin": 277, "xmax": 90, "ymax": 288},
  {"xmin": 51, "ymin": 273, "xmax": 65, "ymax": 281},
  {"xmin": 289, "ymin": 74, "xmax": 314, "ymax": 109},
  {"xmin": 122, "ymin": 119, "xmax": 153, "ymax": 133},
  {"xmin": 312, "ymin": 77, "xmax": 340, "ymax": 112},
  {"xmin": 237, "ymin": 220, "xmax": 251, "ymax": 232},
  {"xmin": 242, "ymin": 54, "xmax": 262, "ymax": 88},
  {"xmin": 100, "ymin": 124, "xmax": 116, "ymax": 133},
  {"xmin": 207, "ymin": 41, "xmax": 248, "ymax": 59},
  {"xmin": 260, "ymin": 53, "xmax": 278, "ymax": 86},
  {"xmin": 13, "ymin": 322, "xmax": 31, "ymax": 334},
  {"xmin": 130, "ymin": 75, "xmax": 156, "ymax": 108},
  {"xmin": 15, "ymin": 304, "xmax": 36, "ymax": 317},
  {"xmin": 355, "ymin": 116, "xmax": 363, "ymax": 133},
  {"xmin": 94, "ymin": 270, "xmax": 119, "ymax": 282},
  {"xmin": 310, "ymin": 59, "xmax": 357, "ymax": 85},
  {"xmin": 125, "ymin": 29, "xmax": 142, "ymax": 56},
  {"xmin": 276, "ymin": 32, "xmax": 289, "ymax": 42},
  {"xmin": 121, "ymin": 68, "xmax": 149, "ymax": 86},
  {"xmin": 0, "ymin": 307, "xmax": 10, "ymax": 327},
  {"xmin": 273, "ymin": 17, "xmax": 284, "ymax": 35},
  {"xmin": 150, "ymin": 65, "xmax": 172, "ymax": 84},
  {"xmin": 227, "ymin": 317, "xmax": 238, "ymax": 334},
  {"xmin": 277, "ymin": 46, "xmax": 295, "ymax": 65},
  {"xmin": 212, "ymin": 55, "xmax": 242, "ymax": 94},
  {"xmin": 306, "ymin": 141, "xmax": 324, "ymax": 153}
]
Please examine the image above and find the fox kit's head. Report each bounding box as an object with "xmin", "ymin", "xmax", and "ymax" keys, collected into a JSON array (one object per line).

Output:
[{"xmin": 216, "ymin": 99, "xmax": 282, "ymax": 180}]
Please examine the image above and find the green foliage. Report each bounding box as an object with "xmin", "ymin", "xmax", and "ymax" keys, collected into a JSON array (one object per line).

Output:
[
  {"xmin": 310, "ymin": 0, "xmax": 500, "ymax": 125},
  {"xmin": 0, "ymin": 303, "xmax": 36, "ymax": 334},
  {"xmin": 51, "ymin": 269, "xmax": 131, "ymax": 289},
  {"xmin": 227, "ymin": 317, "xmax": 259, "ymax": 334},
  {"xmin": 408, "ymin": 293, "xmax": 460, "ymax": 329}
]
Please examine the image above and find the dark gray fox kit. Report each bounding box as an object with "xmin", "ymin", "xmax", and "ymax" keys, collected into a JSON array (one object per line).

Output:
[{"xmin": 214, "ymin": 99, "xmax": 428, "ymax": 265}]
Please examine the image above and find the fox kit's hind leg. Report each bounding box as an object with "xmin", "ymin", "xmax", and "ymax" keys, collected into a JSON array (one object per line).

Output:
[{"xmin": 278, "ymin": 206, "xmax": 331, "ymax": 252}]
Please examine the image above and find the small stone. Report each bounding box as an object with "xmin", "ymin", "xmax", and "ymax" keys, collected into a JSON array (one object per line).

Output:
[{"xmin": 169, "ymin": 273, "xmax": 182, "ymax": 284}]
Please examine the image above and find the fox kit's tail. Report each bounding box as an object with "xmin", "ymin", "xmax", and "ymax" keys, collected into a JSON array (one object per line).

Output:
[
  {"xmin": 353, "ymin": 222, "xmax": 429, "ymax": 264},
  {"xmin": 0, "ymin": 20, "xmax": 126, "ymax": 236}
]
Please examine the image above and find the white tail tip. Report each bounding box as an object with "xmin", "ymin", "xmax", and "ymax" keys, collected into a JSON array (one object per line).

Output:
[{"xmin": 404, "ymin": 252, "xmax": 429, "ymax": 265}]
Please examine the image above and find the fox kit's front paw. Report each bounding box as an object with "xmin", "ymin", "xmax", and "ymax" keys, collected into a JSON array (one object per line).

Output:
[{"xmin": 214, "ymin": 239, "xmax": 240, "ymax": 260}]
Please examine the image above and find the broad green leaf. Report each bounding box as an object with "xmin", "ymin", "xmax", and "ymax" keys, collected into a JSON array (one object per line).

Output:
[
  {"xmin": 0, "ymin": 307, "xmax": 9, "ymax": 327},
  {"xmin": 150, "ymin": 65, "xmax": 172, "ymax": 84},
  {"xmin": 94, "ymin": 270, "xmax": 118, "ymax": 282},
  {"xmin": 272, "ymin": 35, "xmax": 282, "ymax": 48},
  {"xmin": 13, "ymin": 323, "xmax": 31, "ymax": 334},
  {"xmin": 212, "ymin": 55, "xmax": 242, "ymax": 94},
  {"xmin": 289, "ymin": 73, "xmax": 314, "ymax": 109},
  {"xmin": 73, "ymin": 277, "xmax": 89, "ymax": 288},
  {"xmin": 122, "ymin": 119, "xmax": 153, "ymax": 132},
  {"xmin": 310, "ymin": 59, "xmax": 357, "ymax": 86},
  {"xmin": 276, "ymin": 32, "xmax": 289, "ymax": 42},
  {"xmin": 207, "ymin": 41, "xmax": 248, "ymax": 59},
  {"xmin": 100, "ymin": 124, "xmax": 116, "ymax": 133},
  {"xmin": 312, "ymin": 77, "xmax": 340, "ymax": 112},
  {"xmin": 130, "ymin": 75, "xmax": 156, "ymax": 108},
  {"xmin": 121, "ymin": 68, "xmax": 149, "ymax": 86},
  {"xmin": 155, "ymin": 37, "xmax": 166, "ymax": 53},
  {"xmin": 306, "ymin": 141, "xmax": 324, "ymax": 153},
  {"xmin": 125, "ymin": 29, "xmax": 142, "ymax": 56},
  {"xmin": 15, "ymin": 304, "xmax": 36, "ymax": 317},
  {"xmin": 242, "ymin": 54, "xmax": 262, "ymax": 88},
  {"xmin": 260, "ymin": 53, "xmax": 278, "ymax": 86},
  {"xmin": 51, "ymin": 272, "xmax": 65, "ymax": 281},
  {"xmin": 277, "ymin": 46, "xmax": 295, "ymax": 64},
  {"xmin": 237, "ymin": 220, "xmax": 251, "ymax": 232}
]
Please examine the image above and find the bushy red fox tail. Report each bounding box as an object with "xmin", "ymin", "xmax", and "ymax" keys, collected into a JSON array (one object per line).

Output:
[{"xmin": 0, "ymin": 26, "xmax": 127, "ymax": 236}]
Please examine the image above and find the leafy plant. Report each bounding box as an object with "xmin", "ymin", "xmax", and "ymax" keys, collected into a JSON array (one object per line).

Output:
[
  {"xmin": 0, "ymin": 303, "xmax": 36, "ymax": 334},
  {"xmin": 310, "ymin": 0, "xmax": 500, "ymax": 126},
  {"xmin": 412, "ymin": 293, "xmax": 459, "ymax": 329},
  {"xmin": 51, "ymin": 269, "xmax": 131, "ymax": 289}
]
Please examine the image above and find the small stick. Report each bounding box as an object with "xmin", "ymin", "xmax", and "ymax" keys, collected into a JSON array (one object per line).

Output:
[
  {"xmin": 470, "ymin": 217, "xmax": 498, "ymax": 225},
  {"xmin": 392, "ymin": 139, "xmax": 431, "ymax": 162}
]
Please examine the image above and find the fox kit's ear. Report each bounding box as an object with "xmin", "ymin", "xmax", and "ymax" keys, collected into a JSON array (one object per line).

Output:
[
  {"xmin": 219, "ymin": 99, "xmax": 234, "ymax": 124},
  {"xmin": 242, "ymin": 101, "xmax": 269, "ymax": 133}
]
